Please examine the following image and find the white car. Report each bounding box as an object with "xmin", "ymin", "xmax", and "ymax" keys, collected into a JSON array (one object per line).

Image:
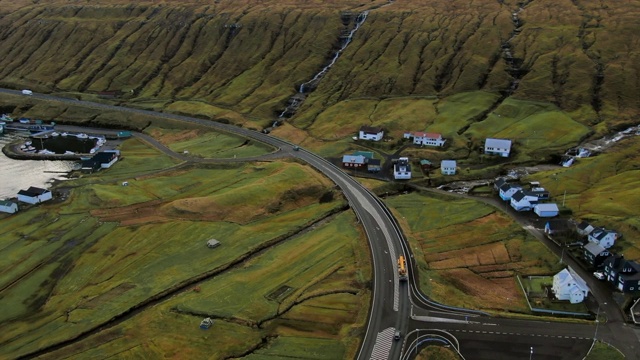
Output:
[{"xmin": 593, "ymin": 271, "xmax": 605, "ymax": 280}]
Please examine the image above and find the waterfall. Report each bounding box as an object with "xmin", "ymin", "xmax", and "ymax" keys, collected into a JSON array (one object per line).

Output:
[
  {"xmin": 271, "ymin": 9, "xmax": 372, "ymax": 128},
  {"xmin": 299, "ymin": 11, "xmax": 369, "ymax": 94}
]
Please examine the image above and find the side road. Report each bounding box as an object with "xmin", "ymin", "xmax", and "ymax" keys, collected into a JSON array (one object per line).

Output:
[{"xmin": 409, "ymin": 184, "xmax": 640, "ymax": 359}]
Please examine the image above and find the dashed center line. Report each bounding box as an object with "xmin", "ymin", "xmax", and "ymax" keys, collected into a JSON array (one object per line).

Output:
[{"xmin": 449, "ymin": 329, "xmax": 593, "ymax": 340}]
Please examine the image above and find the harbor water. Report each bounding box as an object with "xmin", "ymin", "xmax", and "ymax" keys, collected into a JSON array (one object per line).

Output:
[{"xmin": 0, "ymin": 132, "xmax": 76, "ymax": 199}]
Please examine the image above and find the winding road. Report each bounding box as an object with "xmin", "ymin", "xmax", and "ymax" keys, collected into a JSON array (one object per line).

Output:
[{"xmin": 1, "ymin": 88, "xmax": 639, "ymax": 360}]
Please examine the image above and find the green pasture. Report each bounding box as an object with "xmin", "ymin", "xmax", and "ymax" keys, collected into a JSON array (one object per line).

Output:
[
  {"xmin": 0, "ymin": 138, "xmax": 365, "ymax": 359},
  {"xmin": 173, "ymin": 212, "xmax": 359, "ymax": 321},
  {"xmin": 464, "ymin": 98, "xmax": 591, "ymax": 159},
  {"xmin": 385, "ymin": 193, "xmax": 495, "ymax": 243},
  {"xmin": 171, "ymin": 132, "xmax": 272, "ymax": 159},
  {"xmin": 20, "ymin": 212, "xmax": 366, "ymax": 360}
]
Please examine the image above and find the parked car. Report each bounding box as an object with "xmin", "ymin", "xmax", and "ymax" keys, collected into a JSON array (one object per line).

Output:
[
  {"xmin": 394, "ymin": 331, "xmax": 401, "ymax": 341},
  {"xmin": 21, "ymin": 89, "xmax": 33, "ymax": 95},
  {"xmin": 593, "ymin": 271, "xmax": 605, "ymax": 280}
]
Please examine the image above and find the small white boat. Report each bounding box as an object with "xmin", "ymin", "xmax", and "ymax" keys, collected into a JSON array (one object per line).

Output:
[
  {"xmin": 51, "ymin": 132, "xmax": 59, "ymax": 137},
  {"xmin": 25, "ymin": 141, "xmax": 32, "ymax": 146},
  {"xmin": 64, "ymin": 151, "xmax": 75, "ymax": 155},
  {"xmin": 61, "ymin": 132, "xmax": 68, "ymax": 137},
  {"xmin": 76, "ymin": 133, "xmax": 88, "ymax": 139}
]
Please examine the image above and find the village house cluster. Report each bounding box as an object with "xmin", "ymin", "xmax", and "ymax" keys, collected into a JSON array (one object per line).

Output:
[
  {"xmin": 494, "ymin": 178, "xmax": 558, "ymax": 217},
  {"xmin": 543, "ymin": 213, "xmax": 637, "ymax": 305},
  {"xmin": 353, "ymin": 125, "xmax": 514, "ymax": 180},
  {"xmin": 494, "ymin": 175, "xmax": 639, "ymax": 304}
]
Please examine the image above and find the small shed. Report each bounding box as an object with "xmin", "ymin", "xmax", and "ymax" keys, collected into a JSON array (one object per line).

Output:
[
  {"xmin": 200, "ymin": 317, "xmax": 213, "ymax": 329},
  {"xmin": 419, "ymin": 159, "xmax": 432, "ymax": 171},
  {"xmin": 367, "ymin": 158, "xmax": 381, "ymax": 172},
  {"xmin": 534, "ymin": 203, "xmax": 559, "ymax": 217},
  {"xmin": 0, "ymin": 200, "xmax": 18, "ymax": 214},
  {"xmin": 206, "ymin": 239, "xmax": 220, "ymax": 248}
]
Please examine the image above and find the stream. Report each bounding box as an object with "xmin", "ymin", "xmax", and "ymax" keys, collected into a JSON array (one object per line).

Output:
[{"xmin": 267, "ymin": 10, "xmax": 371, "ymax": 130}]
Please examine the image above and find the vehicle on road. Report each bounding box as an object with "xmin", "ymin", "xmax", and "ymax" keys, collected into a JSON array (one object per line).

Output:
[
  {"xmin": 593, "ymin": 271, "xmax": 605, "ymax": 280},
  {"xmin": 21, "ymin": 89, "xmax": 33, "ymax": 95},
  {"xmin": 394, "ymin": 330, "xmax": 401, "ymax": 341},
  {"xmin": 293, "ymin": 145, "xmax": 300, "ymax": 151},
  {"xmin": 398, "ymin": 256, "xmax": 408, "ymax": 281}
]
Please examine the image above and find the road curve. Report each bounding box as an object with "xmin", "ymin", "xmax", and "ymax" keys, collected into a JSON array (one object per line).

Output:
[{"xmin": 0, "ymin": 88, "xmax": 412, "ymax": 360}]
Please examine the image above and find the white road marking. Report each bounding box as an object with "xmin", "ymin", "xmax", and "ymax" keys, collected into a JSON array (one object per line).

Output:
[{"xmin": 370, "ymin": 327, "xmax": 394, "ymax": 360}]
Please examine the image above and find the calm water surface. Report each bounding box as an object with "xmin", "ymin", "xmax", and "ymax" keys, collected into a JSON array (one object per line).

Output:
[{"xmin": 0, "ymin": 132, "xmax": 76, "ymax": 199}]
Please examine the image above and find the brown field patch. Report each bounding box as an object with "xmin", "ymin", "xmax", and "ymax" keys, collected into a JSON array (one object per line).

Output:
[
  {"xmin": 91, "ymin": 200, "xmax": 170, "ymax": 226},
  {"xmin": 148, "ymin": 128, "xmax": 205, "ymax": 145},
  {"xmin": 480, "ymin": 271, "xmax": 514, "ymax": 279},
  {"xmin": 427, "ymin": 242, "xmax": 510, "ymax": 269},
  {"xmin": 441, "ymin": 269, "xmax": 522, "ymax": 310}
]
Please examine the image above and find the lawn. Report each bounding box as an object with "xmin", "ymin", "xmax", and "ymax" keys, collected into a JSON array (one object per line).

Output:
[{"xmin": 386, "ymin": 192, "xmax": 562, "ymax": 313}]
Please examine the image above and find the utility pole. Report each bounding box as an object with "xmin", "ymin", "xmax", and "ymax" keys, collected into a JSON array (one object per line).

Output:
[
  {"xmin": 594, "ymin": 305, "xmax": 600, "ymax": 341},
  {"xmin": 562, "ymin": 190, "xmax": 567, "ymax": 207}
]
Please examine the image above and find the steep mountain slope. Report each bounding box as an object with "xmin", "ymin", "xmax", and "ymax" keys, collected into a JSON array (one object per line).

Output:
[{"xmin": 0, "ymin": 0, "xmax": 638, "ymax": 129}]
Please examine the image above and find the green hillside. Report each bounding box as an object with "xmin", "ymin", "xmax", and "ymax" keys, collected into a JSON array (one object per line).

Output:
[{"xmin": 0, "ymin": 0, "xmax": 638, "ymax": 134}]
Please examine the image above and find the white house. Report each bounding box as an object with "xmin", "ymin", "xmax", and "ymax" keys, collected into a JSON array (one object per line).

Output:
[
  {"xmin": 394, "ymin": 157, "xmax": 411, "ymax": 180},
  {"xmin": 485, "ymin": 138, "xmax": 512, "ymax": 157},
  {"xmin": 499, "ymin": 183, "xmax": 522, "ymax": 201},
  {"xmin": 588, "ymin": 227, "xmax": 618, "ymax": 249},
  {"xmin": 359, "ymin": 126, "xmax": 384, "ymax": 141},
  {"xmin": 510, "ymin": 190, "xmax": 539, "ymax": 211},
  {"xmin": 404, "ymin": 132, "xmax": 446, "ymax": 147},
  {"xmin": 0, "ymin": 200, "xmax": 18, "ymax": 214},
  {"xmin": 441, "ymin": 160, "xmax": 456, "ymax": 175},
  {"xmin": 552, "ymin": 268, "xmax": 590, "ymax": 304},
  {"xmin": 17, "ymin": 187, "xmax": 52, "ymax": 204},
  {"xmin": 534, "ymin": 203, "xmax": 559, "ymax": 218}
]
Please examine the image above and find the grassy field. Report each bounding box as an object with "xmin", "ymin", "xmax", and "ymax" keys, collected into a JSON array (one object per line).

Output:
[
  {"xmin": 0, "ymin": 138, "xmax": 370, "ymax": 359},
  {"xmin": 145, "ymin": 126, "xmax": 273, "ymax": 159},
  {"xmin": 386, "ymin": 192, "xmax": 562, "ymax": 313},
  {"xmin": 524, "ymin": 136, "xmax": 640, "ymax": 261}
]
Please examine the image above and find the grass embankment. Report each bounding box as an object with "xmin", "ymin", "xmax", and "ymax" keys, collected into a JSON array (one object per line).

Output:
[
  {"xmin": 416, "ymin": 346, "xmax": 460, "ymax": 360},
  {"xmin": 524, "ymin": 137, "xmax": 640, "ymax": 260},
  {"xmin": 585, "ymin": 341, "xmax": 625, "ymax": 360},
  {"xmin": 386, "ymin": 192, "xmax": 561, "ymax": 313},
  {"xmin": 0, "ymin": 139, "xmax": 370, "ymax": 359},
  {"xmin": 145, "ymin": 126, "xmax": 273, "ymax": 159}
]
